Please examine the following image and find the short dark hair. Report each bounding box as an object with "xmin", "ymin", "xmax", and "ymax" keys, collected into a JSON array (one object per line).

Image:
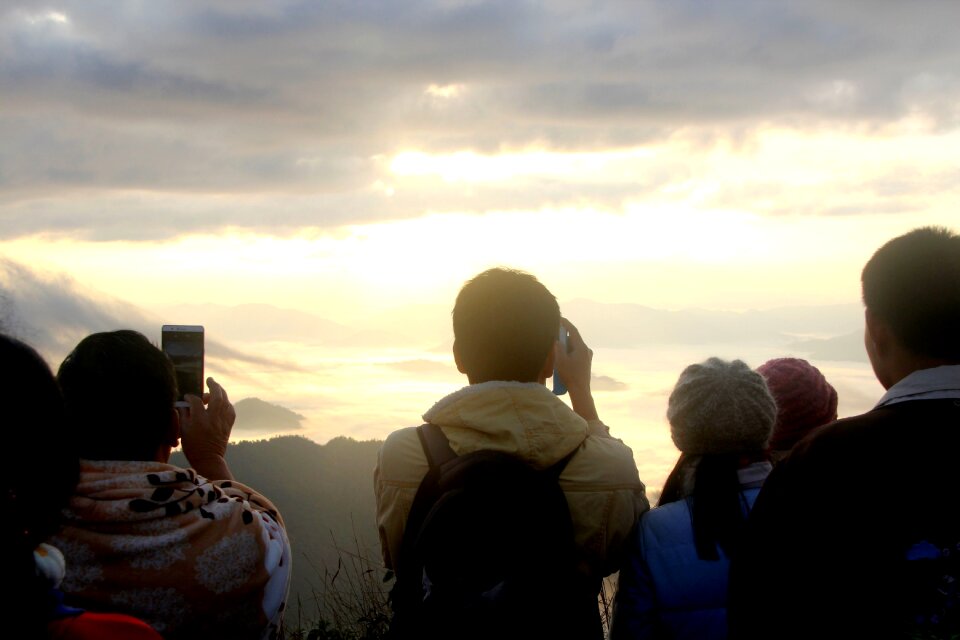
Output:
[
  {"xmin": 862, "ymin": 226, "xmax": 960, "ymax": 361},
  {"xmin": 452, "ymin": 268, "xmax": 560, "ymax": 383},
  {"xmin": 57, "ymin": 330, "xmax": 178, "ymax": 460}
]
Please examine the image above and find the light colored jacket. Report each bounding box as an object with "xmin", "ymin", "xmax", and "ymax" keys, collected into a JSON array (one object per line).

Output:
[{"xmin": 374, "ymin": 381, "xmax": 648, "ymax": 578}]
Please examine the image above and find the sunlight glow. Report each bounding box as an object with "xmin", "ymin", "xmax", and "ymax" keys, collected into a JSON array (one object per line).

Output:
[
  {"xmin": 22, "ymin": 10, "xmax": 70, "ymax": 25},
  {"xmin": 3, "ymin": 120, "xmax": 957, "ymax": 323},
  {"xmin": 425, "ymin": 83, "xmax": 465, "ymax": 99}
]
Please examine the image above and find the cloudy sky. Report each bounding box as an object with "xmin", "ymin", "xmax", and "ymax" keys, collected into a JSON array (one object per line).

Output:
[
  {"xmin": 3, "ymin": 1, "xmax": 958, "ymax": 304},
  {"xmin": 2, "ymin": 1, "xmax": 958, "ymax": 484}
]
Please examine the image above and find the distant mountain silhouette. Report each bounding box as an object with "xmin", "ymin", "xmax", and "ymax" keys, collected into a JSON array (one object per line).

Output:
[
  {"xmin": 0, "ymin": 257, "xmax": 868, "ymax": 366},
  {"xmin": 786, "ymin": 330, "xmax": 868, "ymax": 362},
  {"xmin": 172, "ymin": 435, "xmax": 383, "ymax": 625},
  {"xmin": 562, "ymin": 299, "xmax": 863, "ymax": 350},
  {"xmin": 154, "ymin": 301, "xmax": 415, "ymax": 348},
  {"xmin": 234, "ymin": 397, "xmax": 305, "ymax": 435}
]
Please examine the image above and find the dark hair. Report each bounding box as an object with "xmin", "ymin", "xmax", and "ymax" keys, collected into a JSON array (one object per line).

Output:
[
  {"xmin": 659, "ymin": 452, "xmax": 755, "ymax": 561},
  {"xmin": 452, "ymin": 268, "xmax": 560, "ymax": 383},
  {"xmin": 57, "ymin": 330, "xmax": 178, "ymax": 461},
  {"xmin": 0, "ymin": 334, "xmax": 78, "ymax": 636},
  {"xmin": 862, "ymin": 226, "xmax": 960, "ymax": 361}
]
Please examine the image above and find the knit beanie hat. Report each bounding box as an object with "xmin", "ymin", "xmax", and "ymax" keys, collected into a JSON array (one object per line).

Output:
[
  {"xmin": 757, "ymin": 357, "xmax": 838, "ymax": 451},
  {"xmin": 667, "ymin": 357, "xmax": 776, "ymax": 455}
]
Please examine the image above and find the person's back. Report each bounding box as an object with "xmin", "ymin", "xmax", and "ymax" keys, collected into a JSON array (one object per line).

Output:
[
  {"xmin": 612, "ymin": 358, "xmax": 775, "ymax": 640},
  {"xmin": 375, "ymin": 268, "xmax": 648, "ymax": 638},
  {"xmin": 729, "ymin": 226, "xmax": 960, "ymax": 639},
  {"xmin": 51, "ymin": 330, "xmax": 291, "ymax": 640}
]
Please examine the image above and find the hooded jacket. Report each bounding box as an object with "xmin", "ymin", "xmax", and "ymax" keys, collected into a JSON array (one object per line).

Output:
[{"xmin": 374, "ymin": 381, "xmax": 648, "ymax": 579}]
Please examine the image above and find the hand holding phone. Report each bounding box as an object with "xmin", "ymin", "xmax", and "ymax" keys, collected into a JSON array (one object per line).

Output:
[
  {"xmin": 180, "ymin": 376, "xmax": 236, "ymax": 480},
  {"xmin": 552, "ymin": 324, "xmax": 570, "ymax": 395},
  {"xmin": 161, "ymin": 325, "xmax": 204, "ymax": 408},
  {"xmin": 553, "ymin": 318, "xmax": 600, "ymax": 422}
]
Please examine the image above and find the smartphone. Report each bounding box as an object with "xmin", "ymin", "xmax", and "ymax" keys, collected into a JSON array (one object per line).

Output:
[
  {"xmin": 552, "ymin": 325, "xmax": 569, "ymax": 396},
  {"xmin": 161, "ymin": 325, "xmax": 204, "ymax": 407}
]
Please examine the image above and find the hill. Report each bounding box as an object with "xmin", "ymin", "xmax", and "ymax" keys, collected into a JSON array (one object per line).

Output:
[{"xmin": 172, "ymin": 435, "xmax": 384, "ymax": 627}]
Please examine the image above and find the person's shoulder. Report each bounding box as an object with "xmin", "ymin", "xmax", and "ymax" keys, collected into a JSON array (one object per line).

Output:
[
  {"xmin": 382, "ymin": 425, "xmax": 421, "ymax": 448},
  {"xmin": 790, "ymin": 406, "xmax": 891, "ymax": 458},
  {"xmin": 377, "ymin": 426, "xmax": 428, "ymax": 483},
  {"xmin": 564, "ymin": 434, "xmax": 641, "ymax": 486},
  {"xmin": 766, "ymin": 405, "xmax": 909, "ymax": 494},
  {"xmin": 792, "ymin": 400, "xmax": 939, "ymax": 462},
  {"xmin": 640, "ymin": 499, "xmax": 690, "ymax": 535}
]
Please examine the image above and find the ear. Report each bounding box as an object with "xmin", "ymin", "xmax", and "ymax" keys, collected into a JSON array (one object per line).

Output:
[
  {"xmin": 453, "ymin": 340, "xmax": 467, "ymax": 375},
  {"xmin": 166, "ymin": 407, "xmax": 181, "ymax": 448},
  {"xmin": 865, "ymin": 308, "xmax": 889, "ymax": 355}
]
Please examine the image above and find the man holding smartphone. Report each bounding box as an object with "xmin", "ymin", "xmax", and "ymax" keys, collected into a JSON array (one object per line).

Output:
[
  {"xmin": 51, "ymin": 330, "xmax": 291, "ymax": 640},
  {"xmin": 375, "ymin": 268, "xmax": 648, "ymax": 638}
]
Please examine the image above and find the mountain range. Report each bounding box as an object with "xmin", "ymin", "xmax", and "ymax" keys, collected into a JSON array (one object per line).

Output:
[{"xmin": 172, "ymin": 435, "xmax": 384, "ymax": 627}]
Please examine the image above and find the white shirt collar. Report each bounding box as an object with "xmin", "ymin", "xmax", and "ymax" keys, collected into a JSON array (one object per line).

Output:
[{"xmin": 874, "ymin": 365, "xmax": 960, "ymax": 408}]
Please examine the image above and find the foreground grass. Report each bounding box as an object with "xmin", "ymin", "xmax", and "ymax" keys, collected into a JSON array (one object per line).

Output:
[{"xmin": 284, "ymin": 532, "xmax": 618, "ymax": 639}]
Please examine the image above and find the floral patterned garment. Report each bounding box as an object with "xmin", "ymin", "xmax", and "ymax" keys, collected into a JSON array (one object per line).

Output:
[{"xmin": 50, "ymin": 460, "xmax": 291, "ymax": 640}]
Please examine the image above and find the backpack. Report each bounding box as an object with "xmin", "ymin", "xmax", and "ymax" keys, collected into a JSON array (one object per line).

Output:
[{"xmin": 388, "ymin": 423, "xmax": 602, "ymax": 640}]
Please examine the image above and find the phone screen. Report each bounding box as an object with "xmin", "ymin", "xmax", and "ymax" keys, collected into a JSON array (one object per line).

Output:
[{"xmin": 161, "ymin": 325, "xmax": 205, "ymax": 403}]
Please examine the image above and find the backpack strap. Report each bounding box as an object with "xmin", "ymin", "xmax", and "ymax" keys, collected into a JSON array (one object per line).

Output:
[
  {"xmin": 392, "ymin": 425, "xmax": 453, "ymax": 624},
  {"xmin": 417, "ymin": 423, "xmax": 458, "ymax": 468}
]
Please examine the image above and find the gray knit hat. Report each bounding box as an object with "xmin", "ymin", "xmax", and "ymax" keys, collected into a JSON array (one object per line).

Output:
[{"xmin": 667, "ymin": 357, "xmax": 777, "ymax": 455}]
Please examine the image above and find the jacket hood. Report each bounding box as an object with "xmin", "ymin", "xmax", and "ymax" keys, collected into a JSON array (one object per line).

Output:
[{"xmin": 422, "ymin": 380, "xmax": 589, "ymax": 469}]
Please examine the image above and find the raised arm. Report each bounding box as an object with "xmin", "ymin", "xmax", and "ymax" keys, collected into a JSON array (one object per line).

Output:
[
  {"xmin": 555, "ymin": 317, "xmax": 609, "ymax": 435},
  {"xmin": 181, "ymin": 376, "xmax": 236, "ymax": 480}
]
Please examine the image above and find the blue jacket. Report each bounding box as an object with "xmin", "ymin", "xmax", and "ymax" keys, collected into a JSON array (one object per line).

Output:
[{"xmin": 612, "ymin": 462, "xmax": 770, "ymax": 640}]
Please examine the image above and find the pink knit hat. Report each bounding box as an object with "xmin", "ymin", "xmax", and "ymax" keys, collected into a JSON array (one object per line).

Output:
[{"xmin": 757, "ymin": 358, "xmax": 838, "ymax": 451}]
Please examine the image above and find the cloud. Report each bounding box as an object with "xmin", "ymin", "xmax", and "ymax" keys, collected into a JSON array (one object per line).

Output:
[
  {"xmin": 562, "ymin": 299, "xmax": 863, "ymax": 349},
  {"xmin": 381, "ymin": 359, "xmax": 456, "ymax": 377},
  {"xmin": 2, "ymin": 1, "xmax": 960, "ymax": 239},
  {"xmin": 0, "ymin": 258, "xmax": 300, "ymax": 372},
  {"xmin": 592, "ymin": 374, "xmax": 628, "ymax": 392},
  {"xmin": 233, "ymin": 397, "xmax": 304, "ymax": 435}
]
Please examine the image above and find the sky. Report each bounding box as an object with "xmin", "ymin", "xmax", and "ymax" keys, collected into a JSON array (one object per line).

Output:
[{"xmin": 2, "ymin": 1, "xmax": 959, "ymax": 489}]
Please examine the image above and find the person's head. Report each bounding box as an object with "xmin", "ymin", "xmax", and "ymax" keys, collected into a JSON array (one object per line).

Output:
[
  {"xmin": 667, "ymin": 357, "xmax": 777, "ymax": 457},
  {"xmin": 662, "ymin": 357, "xmax": 777, "ymax": 561},
  {"xmin": 57, "ymin": 330, "xmax": 179, "ymax": 461},
  {"xmin": 757, "ymin": 357, "xmax": 838, "ymax": 454},
  {"xmin": 862, "ymin": 226, "xmax": 960, "ymax": 386},
  {"xmin": 1, "ymin": 334, "xmax": 77, "ymax": 554},
  {"xmin": 452, "ymin": 268, "xmax": 560, "ymax": 384}
]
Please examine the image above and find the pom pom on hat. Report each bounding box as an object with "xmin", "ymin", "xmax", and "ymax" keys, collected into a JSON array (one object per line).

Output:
[
  {"xmin": 757, "ymin": 357, "xmax": 838, "ymax": 451},
  {"xmin": 668, "ymin": 357, "xmax": 776, "ymax": 455}
]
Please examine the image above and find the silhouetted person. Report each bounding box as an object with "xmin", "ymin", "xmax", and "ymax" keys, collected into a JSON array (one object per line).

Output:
[
  {"xmin": 0, "ymin": 333, "xmax": 162, "ymax": 639},
  {"xmin": 50, "ymin": 330, "xmax": 291, "ymax": 640},
  {"xmin": 729, "ymin": 226, "xmax": 960, "ymax": 639},
  {"xmin": 612, "ymin": 358, "xmax": 776, "ymax": 639},
  {"xmin": 756, "ymin": 357, "xmax": 838, "ymax": 464},
  {"xmin": 376, "ymin": 268, "xmax": 648, "ymax": 638}
]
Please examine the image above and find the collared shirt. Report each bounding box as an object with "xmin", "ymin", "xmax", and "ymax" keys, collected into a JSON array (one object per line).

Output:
[{"xmin": 874, "ymin": 364, "xmax": 960, "ymax": 408}]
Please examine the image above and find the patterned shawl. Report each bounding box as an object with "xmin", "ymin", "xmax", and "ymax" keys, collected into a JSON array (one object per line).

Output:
[{"xmin": 50, "ymin": 460, "xmax": 291, "ymax": 640}]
